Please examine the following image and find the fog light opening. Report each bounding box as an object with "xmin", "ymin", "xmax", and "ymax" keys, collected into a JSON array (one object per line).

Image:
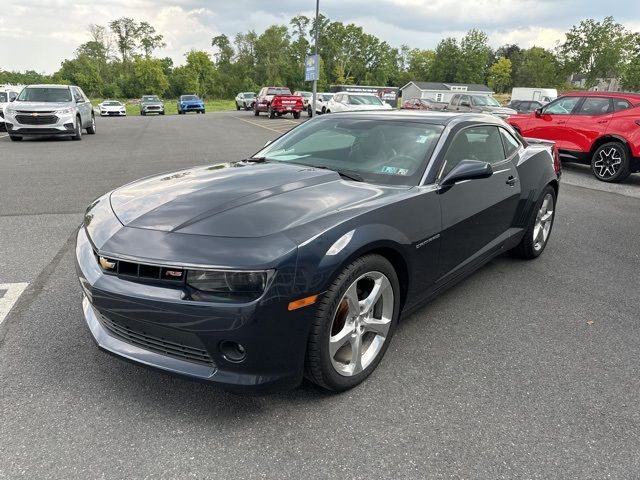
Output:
[{"xmin": 220, "ymin": 341, "xmax": 246, "ymax": 363}]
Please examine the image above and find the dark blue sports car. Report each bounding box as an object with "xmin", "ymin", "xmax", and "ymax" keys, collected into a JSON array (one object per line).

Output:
[
  {"xmin": 177, "ymin": 94, "xmax": 205, "ymax": 114},
  {"xmin": 76, "ymin": 111, "xmax": 560, "ymax": 392}
]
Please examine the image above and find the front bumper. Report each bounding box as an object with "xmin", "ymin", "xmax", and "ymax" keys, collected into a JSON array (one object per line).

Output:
[
  {"xmin": 4, "ymin": 111, "xmax": 77, "ymax": 136},
  {"xmin": 75, "ymin": 227, "xmax": 311, "ymax": 392},
  {"xmin": 180, "ymin": 104, "xmax": 204, "ymax": 111},
  {"xmin": 141, "ymin": 105, "xmax": 164, "ymax": 113},
  {"xmin": 101, "ymin": 110, "xmax": 126, "ymax": 116}
]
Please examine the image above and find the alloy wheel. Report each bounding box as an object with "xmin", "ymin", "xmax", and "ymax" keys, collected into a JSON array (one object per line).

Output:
[
  {"xmin": 329, "ymin": 271, "xmax": 394, "ymax": 376},
  {"xmin": 533, "ymin": 193, "xmax": 554, "ymax": 252},
  {"xmin": 593, "ymin": 147, "xmax": 622, "ymax": 180}
]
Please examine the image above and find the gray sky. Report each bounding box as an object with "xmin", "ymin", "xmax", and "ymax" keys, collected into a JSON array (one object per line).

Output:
[{"xmin": 2, "ymin": 0, "xmax": 639, "ymax": 73}]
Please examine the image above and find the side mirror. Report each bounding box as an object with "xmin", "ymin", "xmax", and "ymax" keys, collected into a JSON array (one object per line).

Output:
[
  {"xmin": 534, "ymin": 108, "xmax": 543, "ymax": 117},
  {"xmin": 460, "ymin": 101, "xmax": 471, "ymax": 107},
  {"xmin": 441, "ymin": 160, "xmax": 493, "ymax": 187},
  {"xmin": 10, "ymin": 98, "xmax": 16, "ymax": 102}
]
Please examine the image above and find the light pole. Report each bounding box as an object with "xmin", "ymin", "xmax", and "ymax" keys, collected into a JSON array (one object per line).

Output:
[{"xmin": 311, "ymin": 0, "xmax": 320, "ymax": 117}]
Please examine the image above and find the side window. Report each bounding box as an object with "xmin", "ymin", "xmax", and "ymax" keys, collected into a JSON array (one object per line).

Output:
[
  {"xmin": 71, "ymin": 87, "xmax": 83, "ymax": 102},
  {"xmin": 499, "ymin": 128, "xmax": 521, "ymax": 158},
  {"xmin": 450, "ymin": 95, "xmax": 459, "ymax": 106},
  {"xmin": 576, "ymin": 97, "xmax": 612, "ymax": 115},
  {"xmin": 613, "ymin": 99, "xmax": 631, "ymax": 111},
  {"xmin": 9, "ymin": 92, "xmax": 17, "ymax": 101},
  {"xmin": 460, "ymin": 95, "xmax": 470, "ymax": 106},
  {"xmin": 441, "ymin": 126, "xmax": 506, "ymax": 178},
  {"xmin": 544, "ymin": 96, "xmax": 580, "ymax": 115}
]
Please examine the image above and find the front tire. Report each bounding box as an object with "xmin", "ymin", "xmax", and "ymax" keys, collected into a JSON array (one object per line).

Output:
[
  {"xmin": 510, "ymin": 185, "xmax": 556, "ymax": 259},
  {"xmin": 307, "ymin": 106, "xmax": 313, "ymax": 117},
  {"xmin": 591, "ymin": 142, "xmax": 631, "ymax": 183},
  {"xmin": 86, "ymin": 115, "xmax": 96, "ymax": 134},
  {"xmin": 236, "ymin": 104, "xmax": 241, "ymax": 111},
  {"xmin": 305, "ymin": 254, "xmax": 400, "ymax": 391},
  {"xmin": 268, "ymin": 105, "xmax": 276, "ymax": 119},
  {"xmin": 72, "ymin": 116, "xmax": 82, "ymax": 141},
  {"xmin": 9, "ymin": 135, "xmax": 22, "ymax": 141}
]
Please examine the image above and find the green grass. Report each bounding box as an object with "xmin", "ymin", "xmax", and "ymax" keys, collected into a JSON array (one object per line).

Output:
[{"xmin": 91, "ymin": 99, "xmax": 236, "ymax": 116}]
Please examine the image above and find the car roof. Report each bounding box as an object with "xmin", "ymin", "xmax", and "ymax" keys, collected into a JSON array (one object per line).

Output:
[
  {"xmin": 321, "ymin": 110, "xmax": 507, "ymax": 126},
  {"xmin": 25, "ymin": 84, "xmax": 71, "ymax": 89},
  {"xmin": 563, "ymin": 91, "xmax": 640, "ymax": 102}
]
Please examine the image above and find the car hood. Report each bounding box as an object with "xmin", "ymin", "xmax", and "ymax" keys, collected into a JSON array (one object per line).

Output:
[
  {"xmin": 478, "ymin": 106, "xmax": 518, "ymax": 115},
  {"xmin": 101, "ymin": 105, "xmax": 124, "ymax": 110},
  {"xmin": 9, "ymin": 101, "xmax": 73, "ymax": 111},
  {"xmin": 109, "ymin": 162, "xmax": 398, "ymax": 238},
  {"xmin": 180, "ymin": 99, "xmax": 203, "ymax": 104}
]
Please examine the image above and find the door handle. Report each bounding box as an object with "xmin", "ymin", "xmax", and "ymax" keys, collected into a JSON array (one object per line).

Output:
[
  {"xmin": 506, "ymin": 175, "xmax": 517, "ymax": 186},
  {"xmin": 597, "ymin": 120, "xmax": 608, "ymax": 124},
  {"xmin": 555, "ymin": 121, "xmax": 566, "ymax": 124}
]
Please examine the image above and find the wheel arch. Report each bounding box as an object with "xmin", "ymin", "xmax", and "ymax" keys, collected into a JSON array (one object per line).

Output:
[{"xmin": 590, "ymin": 135, "xmax": 630, "ymax": 157}]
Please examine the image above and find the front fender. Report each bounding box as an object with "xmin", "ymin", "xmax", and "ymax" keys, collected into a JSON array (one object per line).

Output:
[{"xmin": 293, "ymin": 222, "xmax": 413, "ymax": 300}]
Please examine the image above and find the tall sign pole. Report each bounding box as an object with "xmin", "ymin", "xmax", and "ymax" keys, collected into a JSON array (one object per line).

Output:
[{"xmin": 311, "ymin": 0, "xmax": 320, "ymax": 117}]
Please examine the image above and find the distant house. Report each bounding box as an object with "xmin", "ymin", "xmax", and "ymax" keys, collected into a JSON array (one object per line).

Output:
[
  {"xmin": 400, "ymin": 81, "xmax": 493, "ymax": 103},
  {"xmin": 569, "ymin": 74, "xmax": 622, "ymax": 92}
]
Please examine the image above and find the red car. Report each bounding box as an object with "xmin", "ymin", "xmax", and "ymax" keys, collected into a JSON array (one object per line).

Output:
[
  {"xmin": 508, "ymin": 91, "xmax": 640, "ymax": 182},
  {"xmin": 401, "ymin": 98, "xmax": 445, "ymax": 111},
  {"xmin": 254, "ymin": 87, "xmax": 304, "ymax": 119}
]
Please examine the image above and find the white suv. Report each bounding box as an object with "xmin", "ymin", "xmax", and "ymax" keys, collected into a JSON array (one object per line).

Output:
[
  {"xmin": 3, "ymin": 84, "xmax": 96, "ymax": 141},
  {"xmin": 325, "ymin": 92, "xmax": 392, "ymax": 113},
  {"xmin": 0, "ymin": 87, "xmax": 20, "ymax": 131}
]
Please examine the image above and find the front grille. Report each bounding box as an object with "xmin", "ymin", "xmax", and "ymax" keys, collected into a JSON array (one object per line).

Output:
[
  {"xmin": 98, "ymin": 254, "xmax": 186, "ymax": 284},
  {"xmin": 14, "ymin": 128, "xmax": 64, "ymax": 134},
  {"xmin": 15, "ymin": 114, "xmax": 58, "ymax": 125},
  {"xmin": 146, "ymin": 106, "xmax": 161, "ymax": 110},
  {"xmin": 107, "ymin": 112, "xmax": 121, "ymax": 115},
  {"xmin": 99, "ymin": 313, "xmax": 215, "ymax": 366}
]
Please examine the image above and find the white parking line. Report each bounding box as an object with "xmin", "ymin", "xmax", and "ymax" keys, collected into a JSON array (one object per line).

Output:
[{"xmin": 0, "ymin": 283, "xmax": 28, "ymax": 325}]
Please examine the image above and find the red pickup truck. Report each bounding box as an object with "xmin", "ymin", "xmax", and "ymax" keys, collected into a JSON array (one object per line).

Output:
[{"xmin": 254, "ymin": 87, "xmax": 304, "ymax": 119}]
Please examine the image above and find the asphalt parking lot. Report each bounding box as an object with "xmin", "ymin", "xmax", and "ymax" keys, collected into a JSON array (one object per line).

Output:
[{"xmin": 1, "ymin": 112, "xmax": 639, "ymax": 479}]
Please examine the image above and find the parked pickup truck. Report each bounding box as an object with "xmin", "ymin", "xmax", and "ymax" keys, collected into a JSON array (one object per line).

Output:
[
  {"xmin": 445, "ymin": 93, "xmax": 517, "ymax": 119},
  {"xmin": 254, "ymin": 87, "xmax": 304, "ymax": 119}
]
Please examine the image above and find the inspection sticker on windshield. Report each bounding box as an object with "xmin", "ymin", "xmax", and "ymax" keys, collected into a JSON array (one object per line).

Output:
[
  {"xmin": 381, "ymin": 166, "xmax": 409, "ymax": 175},
  {"xmin": 416, "ymin": 135, "xmax": 429, "ymax": 144}
]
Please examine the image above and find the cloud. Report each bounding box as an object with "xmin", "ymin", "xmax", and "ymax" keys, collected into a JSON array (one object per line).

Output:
[{"xmin": 1, "ymin": 0, "xmax": 639, "ymax": 73}]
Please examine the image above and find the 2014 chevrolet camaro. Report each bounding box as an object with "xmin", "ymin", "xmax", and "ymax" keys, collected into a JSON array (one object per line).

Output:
[{"xmin": 76, "ymin": 111, "xmax": 560, "ymax": 392}]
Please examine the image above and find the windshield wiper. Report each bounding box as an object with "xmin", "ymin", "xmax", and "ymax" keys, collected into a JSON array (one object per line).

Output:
[
  {"xmin": 311, "ymin": 165, "xmax": 364, "ymax": 182},
  {"xmin": 240, "ymin": 157, "xmax": 269, "ymax": 163}
]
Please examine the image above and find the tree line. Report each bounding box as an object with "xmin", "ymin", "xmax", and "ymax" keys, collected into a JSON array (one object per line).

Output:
[{"xmin": 1, "ymin": 15, "xmax": 639, "ymax": 98}]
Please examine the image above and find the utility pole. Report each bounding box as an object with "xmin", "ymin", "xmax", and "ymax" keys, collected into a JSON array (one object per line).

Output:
[{"xmin": 311, "ymin": 0, "xmax": 320, "ymax": 117}]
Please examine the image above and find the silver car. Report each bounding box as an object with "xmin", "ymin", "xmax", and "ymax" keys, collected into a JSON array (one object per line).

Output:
[{"xmin": 2, "ymin": 84, "xmax": 96, "ymax": 141}]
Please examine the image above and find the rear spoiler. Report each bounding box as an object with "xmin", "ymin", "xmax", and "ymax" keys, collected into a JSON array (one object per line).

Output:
[{"xmin": 524, "ymin": 137, "xmax": 561, "ymax": 177}]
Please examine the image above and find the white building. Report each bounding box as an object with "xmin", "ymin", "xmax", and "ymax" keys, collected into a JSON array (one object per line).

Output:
[{"xmin": 400, "ymin": 81, "xmax": 493, "ymax": 103}]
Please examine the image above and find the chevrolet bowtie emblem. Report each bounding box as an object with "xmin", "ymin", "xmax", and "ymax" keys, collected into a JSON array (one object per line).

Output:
[{"xmin": 31, "ymin": 112, "xmax": 39, "ymax": 117}]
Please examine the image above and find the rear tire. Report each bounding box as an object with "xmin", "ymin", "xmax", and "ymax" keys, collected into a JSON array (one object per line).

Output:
[
  {"xmin": 254, "ymin": 107, "xmax": 259, "ymax": 116},
  {"xmin": 293, "ymin": 111, "xmax": 301, "ymax": 119},
  {"xmin": 86, "ymin": 114, "xmax": 96, "ymax": 134},
  {"xmin": 510, "ymin": 185, "xmax": 556, "ymax": 259},
  {"xmin": 305, "ymin": 254, "xmax": 400, "ymax": 391},
  {"xmin": 591, "ymin": 141, "xmax": 631, "ymax": 183},
  {"xmin": 307, "ymin": 106, "xmax": 313, "ymax": 117}
]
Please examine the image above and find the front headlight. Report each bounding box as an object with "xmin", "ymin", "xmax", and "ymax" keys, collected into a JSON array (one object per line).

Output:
[
  {"xmin": 56, "ymin": 107, "xmax": 75, "ymax": 115},
  {"xmin": 5, "ymin": 107, "xmax": 16, "ymax": 115},
  {"xmin": 187, "ymin": 270, "xmax": 271, "ymax": 296}
]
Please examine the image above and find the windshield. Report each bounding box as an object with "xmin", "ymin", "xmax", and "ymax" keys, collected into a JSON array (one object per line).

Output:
[
  {"xmin": 267, "ymin": 88, "xmax": 291, "ymax": 95},
  {"xmin": 143, "ymin": 96, "xmax": 160, "ymax": 102},
  {"xmin": 472, "ymin": 96, "xmax": 500, "ymax": 107},
  {"xmin": 17, "ymin": 87, "xmax": 72, "ymax": 103},
  {"xmin": 181, "ymin": 95, "xmax": 199, "ymax": 101},
  {"xmin": 320, "ymin": 94, "xmax": 334, "ymax": 101},
  {"xmin": 244, "ymin": 92, "xmax": 255, "ymax": 98},
  {"xmin": 253, "ymin": 117, "xmax": 444, "ymax": 186},
  {"xmin": 103, "ymin": 101, "xmax": 121, "ymax": 106},
  {"xmin": 299, "ymin": 92, "xmax": 312, "ymax": 98},
  {"xmin": 0, "ymin": 92, "xmax": 7, "ymax": 102},
  {"xmin": 348, "ymin": 95, "xmax": 383, "ymax": 106}
]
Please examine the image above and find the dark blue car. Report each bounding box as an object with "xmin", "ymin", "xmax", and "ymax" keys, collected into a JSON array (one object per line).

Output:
[
  {"xmin": 76, "ymin": 111, "xmax": 560, "ymax": 393},
  {"xmin": 177, "ymin": 94, "xmax": 205, "ymax": 114}
]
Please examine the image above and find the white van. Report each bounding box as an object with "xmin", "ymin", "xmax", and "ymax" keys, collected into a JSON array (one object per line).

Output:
[{"xmin": 510, "ymin": 88, "xmax": 557, "ymax": 104}]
